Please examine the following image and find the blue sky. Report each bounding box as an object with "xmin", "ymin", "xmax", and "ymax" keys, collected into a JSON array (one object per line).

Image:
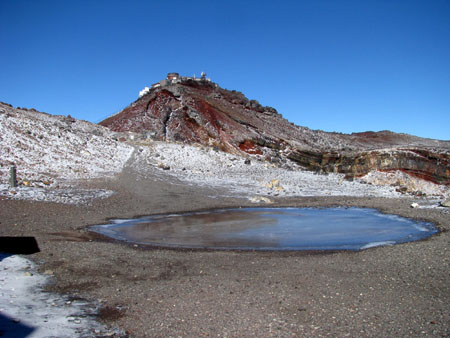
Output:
[{"xmin": 1, "ymin": 0, "xmax": 449, "ymax": 140}]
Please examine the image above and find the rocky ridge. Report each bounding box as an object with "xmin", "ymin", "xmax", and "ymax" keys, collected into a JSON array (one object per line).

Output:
[{"xmin": 100, "ymin": 74, "xmax": 450, "ymax": 186}]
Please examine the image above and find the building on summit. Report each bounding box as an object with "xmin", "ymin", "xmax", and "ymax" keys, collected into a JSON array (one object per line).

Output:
[{"xmin": 138, "ymin": 72, "xmax": 213, "ymax": 98}]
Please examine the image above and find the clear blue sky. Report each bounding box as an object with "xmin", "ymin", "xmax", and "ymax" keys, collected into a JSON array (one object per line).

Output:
[{"xmin": 1, "ymin": 0, "xmax": 449, "ymax": 140}]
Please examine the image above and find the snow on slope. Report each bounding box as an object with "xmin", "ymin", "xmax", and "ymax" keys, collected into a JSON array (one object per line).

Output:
[
  {"xmin": 0, "ymin": 103, "xmax": 133, "ymax": 203},
  {"xmin": 132, "ymin": 142, "xmax": 450, "ymax": 200},
  {"xmin": 1, "ymin": 103, "xmax": 448, "ymax": 205},
  {"xmin": 0, "ymin": 103, "xmax": 133, "ymax": 183}
]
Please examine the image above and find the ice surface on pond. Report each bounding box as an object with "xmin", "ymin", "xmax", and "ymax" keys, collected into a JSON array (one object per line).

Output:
[{"xmin": 91, "ymin": 208, "xmax": 438, "ymax": 251}]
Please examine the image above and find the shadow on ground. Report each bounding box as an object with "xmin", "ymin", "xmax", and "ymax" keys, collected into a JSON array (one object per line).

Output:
[
  {"xmin": 0, "ymin": 237, "xmax": 40, "ymax": 255},
  {"xmin": 0, "ymin": 313, "xmax": 35, "ymax": 338}
]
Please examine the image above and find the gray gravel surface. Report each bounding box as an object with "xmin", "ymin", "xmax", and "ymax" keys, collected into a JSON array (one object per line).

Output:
[{"xmin": 1, "ymin": 164, "xmax": 449, "ymax": 337}]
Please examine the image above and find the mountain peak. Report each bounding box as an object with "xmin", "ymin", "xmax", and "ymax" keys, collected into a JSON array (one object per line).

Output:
[{"xmin": 99, "ymin": 74, "xmax": 450, "ymax": 185}]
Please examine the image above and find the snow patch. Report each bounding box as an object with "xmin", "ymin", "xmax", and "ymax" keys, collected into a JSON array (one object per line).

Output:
[
  {"xmin": 0, "ymin": 104, "xmax": 133, "ymax": 183},
  {"xmin": 138, "ymin": 86, "xmax": 151, "ymax": 98},
  {"xmin": 360, "ymin": 241, "xmax": 396, "ymax": 250},
  {"xmin": 0, "ymin": 104, "xmax": 134, "ymax": 204},
  {"xmin": 0, "ymin": 183, "xmax": 113, "ymax": 205},
  {"xmin": 0, "ymin": 254, "xmax": 119, "ymax": 337}
]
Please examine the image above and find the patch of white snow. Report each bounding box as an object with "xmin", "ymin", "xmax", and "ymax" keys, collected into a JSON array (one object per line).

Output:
[
  {"xmin": 0, "ymin": 104, "xmax": 134, "ymax": 204},
  {"xmin": 0, "ymin": 254, "xmax": 119, "ymax": 337},
  {"xmin": 0, "ymin": 104, "xmax": 133, "ymax": 184}
]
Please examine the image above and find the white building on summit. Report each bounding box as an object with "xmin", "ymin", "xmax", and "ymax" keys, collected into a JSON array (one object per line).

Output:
[{"xmin": 138, "ymin": 72, "xmax": 212, "ymax": 98}]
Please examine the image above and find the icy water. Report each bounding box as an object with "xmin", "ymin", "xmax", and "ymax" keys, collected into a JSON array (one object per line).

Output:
[{"xmin": 91, "ymin": 208, "xmax": 438, "ymax": 251}]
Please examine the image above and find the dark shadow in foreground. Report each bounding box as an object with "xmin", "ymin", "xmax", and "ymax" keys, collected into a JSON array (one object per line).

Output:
[
  {"xmin": 0, "ymin": 237, "xmax": 40, "ymax": 255},
  {"xmin": 0, "ymin": 313, "xmax": 35, "ymax": 338}
]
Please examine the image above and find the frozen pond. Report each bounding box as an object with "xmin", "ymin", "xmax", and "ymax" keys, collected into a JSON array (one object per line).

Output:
[{"xmin": 91, "ymin": 208, "xmax": 438, "ymax": 251}]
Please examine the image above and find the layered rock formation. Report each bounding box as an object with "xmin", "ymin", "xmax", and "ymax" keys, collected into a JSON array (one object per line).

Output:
[{"xmin": 100, "ymin": 74, "xmax": 450, "ymax": 185}]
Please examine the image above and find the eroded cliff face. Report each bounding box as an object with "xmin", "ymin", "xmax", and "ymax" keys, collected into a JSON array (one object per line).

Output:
[
  {"xmin": 100, "ymin": 77, "xmax": 450, "ymax": 185},
  {"xmin": 287, "ymin": 149, "xmax": 450, "ymax": 185}
]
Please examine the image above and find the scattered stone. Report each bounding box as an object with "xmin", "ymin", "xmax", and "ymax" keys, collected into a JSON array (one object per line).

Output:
[
  {"xmin": 396, "ymin": 186, "xmax": 408, "ymax": 193},
  {"xmin": 43, "ymin": 270, "xmax": 54, "ymax": 275},
  {"xmin": 264, "ymin": 179, "xmax": 283, "ymax": 191},
  {"xmin": 441, "ymin": 199, "xmax": 450, "ymax": 207},
  {"xmin": 157, "ymin": 163, "xmax": 170, "ymax": 170},
  {"xmin": 244, "ymin": 158, "xmax": 251, "ymax": 165},
  {"xmin": 249, "ymin": 196, "xmax": 273, "ymax": 204},
  {"xmin": 410, "ymin": 202, "xmax": 419, "ymax": 208},
  {"xmin": 270, "ymin": 156, "xmax": 281, "ymax": 164}
]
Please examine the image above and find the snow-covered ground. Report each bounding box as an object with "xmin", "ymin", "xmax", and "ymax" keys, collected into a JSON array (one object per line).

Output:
[
  {"xmin": 0, "ymin": 254, "xmax": 120, "ymax": 337},
  {"xmin": 132, "ymin": 142, "xmax": 450, "ymax": 202},
  {"xmin": 0, "ymin": 183, "xmax": 114, "ymax": 205},
  {"xmin": 0, "ymin": 104, "xmax": 133, "ymax": 184},
  {"xmin": 0, "ymin": 104, "xmax": 133, "ymax": 204}
]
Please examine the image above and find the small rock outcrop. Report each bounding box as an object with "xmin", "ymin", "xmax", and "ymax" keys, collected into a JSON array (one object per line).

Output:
[{"xmin": 100, "ymin": 73, "xmax": 450, "ymax": 185}]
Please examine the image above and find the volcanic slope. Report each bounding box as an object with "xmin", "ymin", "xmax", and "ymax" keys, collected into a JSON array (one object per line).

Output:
[{"xmin": 100, "ymin": 75, "xmax": 450, "ymax": 185}]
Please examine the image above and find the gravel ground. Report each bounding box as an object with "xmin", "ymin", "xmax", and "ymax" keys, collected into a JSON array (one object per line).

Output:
[{"xmin": 0, "ymin": 162, "xmax": 449, "ymax": 337}]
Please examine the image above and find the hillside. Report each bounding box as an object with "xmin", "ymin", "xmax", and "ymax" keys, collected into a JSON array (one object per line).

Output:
[
  {"xmin": 1, "ymin": 75, "xmax": 449, "ymax": 204},
  {"xmin": 100, "ymin": 73, "xmax": 450, "ymax": 185},
  {"xmin": 0, "ymin": 102, "xmax": 134, "ymax": 203}
]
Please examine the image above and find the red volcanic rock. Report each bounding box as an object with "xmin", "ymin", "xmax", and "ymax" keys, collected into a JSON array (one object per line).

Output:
[
  {"xmin": 100, "ymin": 74, "xmax": 450, "ymax": 185},
  {"xmin": 239, "ymin": 140, "xmax": 262, "ymax": 155}
]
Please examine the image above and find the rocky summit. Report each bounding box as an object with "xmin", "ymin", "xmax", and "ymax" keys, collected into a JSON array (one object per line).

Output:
[{"xmin": 100, "ymin": 73, "xmax": 450, "ymax": 185}]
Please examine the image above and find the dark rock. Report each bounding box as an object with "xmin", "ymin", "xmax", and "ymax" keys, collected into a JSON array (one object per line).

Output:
[
  {"xmin": 91, "ymin": 129, "xmax": 104, "ymax": 137},
  {"xmin": 396, "ymin": 186, "xmax": 408, "ymax": 193}
]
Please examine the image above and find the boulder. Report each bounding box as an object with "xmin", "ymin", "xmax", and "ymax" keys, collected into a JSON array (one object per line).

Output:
[{"xmin": 249, "ymin": 196, "xmax": 273, "ymax": 204}]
